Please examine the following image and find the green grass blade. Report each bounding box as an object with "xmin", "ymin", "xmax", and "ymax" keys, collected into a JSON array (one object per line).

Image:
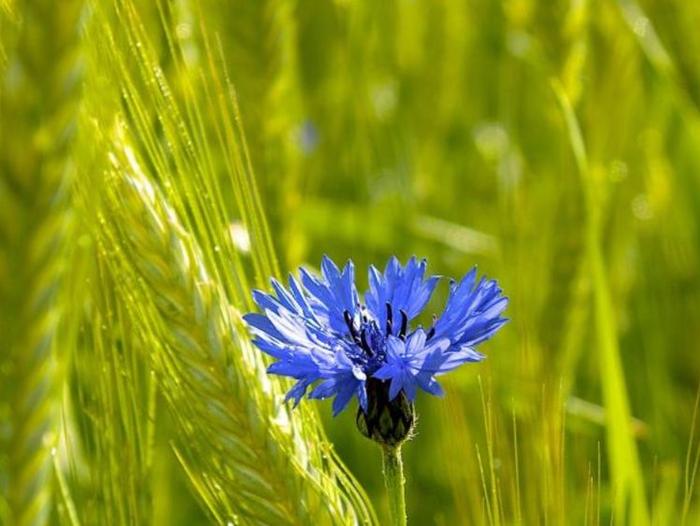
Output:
[{"xmin": 553, "ymin": 79, "xmax": 649, "ymax": 525}]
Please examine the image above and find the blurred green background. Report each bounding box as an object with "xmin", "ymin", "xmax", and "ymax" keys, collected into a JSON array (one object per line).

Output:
[{"xmin": 3, "ymin": 0, "xmax": 700, "ymax": 524}]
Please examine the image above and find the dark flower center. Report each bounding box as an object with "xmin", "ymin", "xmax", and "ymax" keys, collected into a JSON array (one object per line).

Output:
[
  {"xmin": 343, "ymin": 309, "xmax": 374, "ymax": 356},
  {"xmin": 384, "ymin": 303, "xmax": 409, "ymax": 340},
  {"xmin": 343, "ymin": 303, "xmax": 409, "ymax": 359}
]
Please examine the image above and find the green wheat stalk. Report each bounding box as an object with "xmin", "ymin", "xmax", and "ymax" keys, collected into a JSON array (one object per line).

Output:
[
  {"xmin": 0, "ymin": 1, "xmax": 83, "ymax": 524},
  {"xmin": 64, "ymin": 258, "xmax": 157, "ymax": 525},
  {"xmin": 59, "ymin": 1, "xmax": 378, "ymax": 522},
  {"xmin": 81, "ymin": 135, "xmax": 370, "ymax": 523},
  {"xmin": 195, "ymin": 0, "xmax": 307, "ymax": 265}
]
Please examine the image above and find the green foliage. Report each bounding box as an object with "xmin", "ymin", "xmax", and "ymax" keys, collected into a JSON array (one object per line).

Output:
[
  {"xmin": 2, "ymin": 0, "xmax": 700, "ymax": 524},
  {"xmin": 0, "ymin": 1, "xmax": 82, "ymax": 524}
]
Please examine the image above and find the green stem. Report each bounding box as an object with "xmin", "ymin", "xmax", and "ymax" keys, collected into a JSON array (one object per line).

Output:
[{"xmin": 382, "ymin": 445, "xmax": 407, "ymax": 526}]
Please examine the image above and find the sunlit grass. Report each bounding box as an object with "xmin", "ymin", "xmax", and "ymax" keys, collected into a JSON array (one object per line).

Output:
[{"xmin": 2, "ymin": 0, "xmax": 700, "ymax": 524}]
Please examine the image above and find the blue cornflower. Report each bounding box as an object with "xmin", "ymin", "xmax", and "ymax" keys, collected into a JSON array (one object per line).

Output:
[{"xmin": 244, "ymin": 256, "xmax": 508, "ymax": 424}]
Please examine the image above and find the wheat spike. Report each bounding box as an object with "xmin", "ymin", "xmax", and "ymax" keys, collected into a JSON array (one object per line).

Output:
[
  {"xmin": 78, "ymin": 133, "xmax": 374, "ymax": 525},
  {"xmin": 64, "ymin": 1, "xmax": 376, "ymax": 522},
  {"xmin": 0, "ymin": 1, "xmax": 83, "ymax": 524},
  {"xmin": 64, "ymin": 259, "xmax": 158, "ymax": 525}
]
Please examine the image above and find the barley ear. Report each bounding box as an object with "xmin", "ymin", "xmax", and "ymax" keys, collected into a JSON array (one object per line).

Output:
[
  {"xmin": 79, "ymin": 136, "xmax": 375, "ymax": 524},
  {"xmin": 0, "ymin": 2, "xmax": 83, "ymax": 525}
]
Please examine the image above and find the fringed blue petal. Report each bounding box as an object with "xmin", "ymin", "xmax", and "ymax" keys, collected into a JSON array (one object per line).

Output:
[
  {"xmin": 244, "ymin": 257, "xmax": 507, "ymax": 415},
  {"xmin": 365, "ymin": 256, "xmax": 440, "ymax": 332},
  {"xmin": 432, "ymin": 268, "xmax": 509, "ymax": 352}
]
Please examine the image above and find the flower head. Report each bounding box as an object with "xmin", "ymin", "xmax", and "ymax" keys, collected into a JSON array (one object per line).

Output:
[{"xmin": 244, "ymin": 256, "xmax": 508, "ymax": 423}]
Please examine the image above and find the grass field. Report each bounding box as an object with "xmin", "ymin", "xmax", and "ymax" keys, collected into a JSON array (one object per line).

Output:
[{"xmin": 2, "ymin": 0, "xmax": 700, "ymax": 524}]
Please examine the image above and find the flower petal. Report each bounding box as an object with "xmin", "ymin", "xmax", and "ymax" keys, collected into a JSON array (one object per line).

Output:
[
  {"xmin": 365, "ymin": 256, "xmax": 439, "ymax": 331},
  {"xmin": 432, "ymin": 268, "xmax": 508, "ymax": 352}
]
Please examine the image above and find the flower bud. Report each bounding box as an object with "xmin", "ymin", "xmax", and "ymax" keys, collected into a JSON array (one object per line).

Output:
[{"xmin": 356, "ymin": 379, "xmax": 415, "ymax": 447}]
